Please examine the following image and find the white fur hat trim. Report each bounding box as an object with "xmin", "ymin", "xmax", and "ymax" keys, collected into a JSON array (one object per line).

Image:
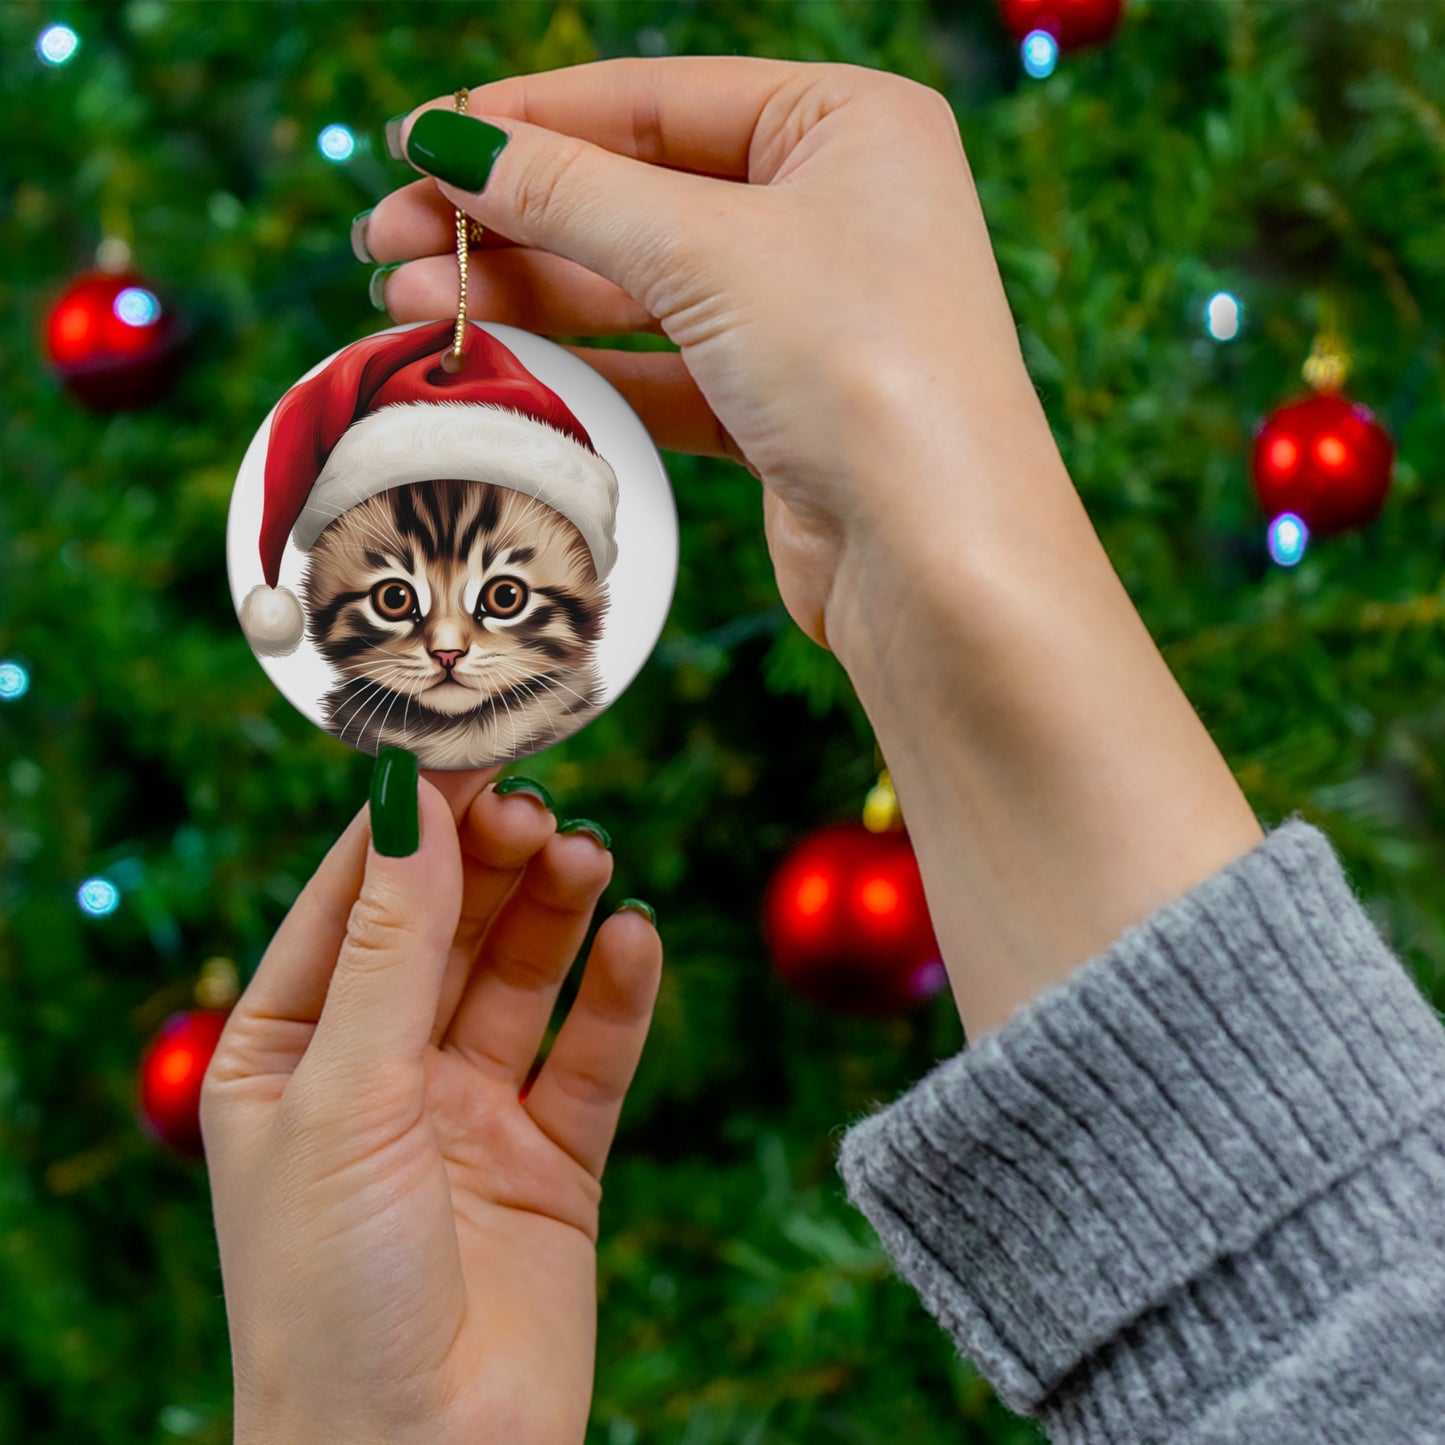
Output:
[{"xmin": 291, "ymin": 401, "xmax": 620, "ymax": 581}]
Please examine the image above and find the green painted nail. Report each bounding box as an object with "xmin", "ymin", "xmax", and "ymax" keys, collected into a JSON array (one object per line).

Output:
[
  {"xmin": 494, "ymin": 775, "xmax": 556, "ymax": 812},
  {"xmin": 349, "ymin": 208, "xmax": 375, "ymax": 264},
  {"xmin": 384, "ymin": 113, "xmax": 408, "ymax": 162},
  {"xmin": 370, "ymin": 748, "xmax": 419, "ymax": 857},
  {"xmin": 405, "ymin": 110, "xmax": 510, "ymax": 192},
  {"xmin": 617, "ymin": 898, "xmax": 656, "ymax": 926},
  {"xmin": 559, "ymin": 818, "xmax": 612, "ymax": 851},
  {"xmin": 368, "ymin": 261, "xmax": 403, "ymax": 312}
]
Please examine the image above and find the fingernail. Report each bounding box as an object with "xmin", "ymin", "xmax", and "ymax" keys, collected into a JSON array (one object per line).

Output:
[
  {"xmin": 617, "ymin": 898, "xmax": 656, "ymax": 926},
  {"xmin": 494, "ymin": 775, "xmax": 555, "ymax": 813},
  {"xmin": 384, "ymin": 113, "xmax": 409, "ymax": 162},
  {"xmin": 368, "ymin": 261, "xmax": 403, "ymax": 312},
  {"xmin": 405, "ymin": 110, "xmax": 510, "ymax": 192},
  {"xmin": 559, "ymin": 818, "xmax": 612, "ymax": 851},
  {"xmin": 370, "ymin": 747, "xmax": 420, "ymax": 857},
  {"xmin": 350, "ymin": 208, "xmax": 375, "ymax": 264}
]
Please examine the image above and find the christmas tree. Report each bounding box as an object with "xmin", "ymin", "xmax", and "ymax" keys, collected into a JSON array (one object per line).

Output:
[{"xmin": 2, "ymin": 3, "xmax": 1443, "ymax": 1441}]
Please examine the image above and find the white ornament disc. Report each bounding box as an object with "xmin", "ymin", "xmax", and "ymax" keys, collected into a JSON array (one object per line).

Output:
[{"xmin": 226, "ymin": 320, "xmax": 678, "ymax": 769}]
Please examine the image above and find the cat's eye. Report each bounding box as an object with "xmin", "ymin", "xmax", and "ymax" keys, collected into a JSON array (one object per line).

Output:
[
  {"xmin": 478, "ymin": 576, "xmax": 528, "ymax": 620},
  {"xmin": 371, "ymin": 579, "xmax": 418, "ymax": 622}
]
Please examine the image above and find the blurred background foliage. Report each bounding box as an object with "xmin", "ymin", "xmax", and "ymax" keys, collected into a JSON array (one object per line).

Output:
[{"xmin": 2, "ymin": 2, "xmax": 1444, "ymax": 1442}]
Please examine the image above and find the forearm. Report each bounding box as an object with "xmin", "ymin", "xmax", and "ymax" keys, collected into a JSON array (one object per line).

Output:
[{"xmin": 826, "ymin": 385, "xmax": 1262, "ymax": 1040}]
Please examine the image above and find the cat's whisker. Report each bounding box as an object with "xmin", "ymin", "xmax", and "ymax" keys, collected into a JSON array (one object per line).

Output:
[
  {"xmin": 529, "ymin": 675, "xmax": 584, "ymax": 742},
  {"xmin": 362, "ymin": 500, "xmax": 416, "ymax": 565},
  {"xmin": 535, "ymin": 670, "xmax": 590, "ymax": 704},
  {"xmin": 479, "ymin": 664, "xmax": 538, "ymax": 761},
  {"xmin": 353, "ymin": 666, "xmax": 412, "ymax": 746},
  {"xmin": 334, "ymin": 650, "xmax": 411, "ymax": 670},
  {"xmin": 531, "ymin": 670, "xmax": 597, "ymax": 711},
  {"xmin": 333, "ymin": 672, "xmax": 397, "ymax": 695},
  {"xmin": 306, "ymin": 496, "xmax": 414, "ymax": 568},
  {"xmin": 331, "ymin": 679, "xmax": 392, "ymax": 745},
  {"xmin": 398, "ymin": 681, "xmax": 414, "ymax": 754},
  {"xmin": 528, "ymin": 677, "xmax": 567, "ymax": 747},
  {"xmin": 339, "ymin": 669, "xmax": 420, "ymax": 686},
  {"xmin": 340, "ymin": 655, "xmax": 429, "ymax": 680},
  {"xmin": 517, "ymin": 668, "xmax": 566, "ymax": 750},
  {"xmin": 333, "ymin": 669, "xmax": 403, "ymax": 711},
  {"xmin": 481, "ymin": 497, "xmax": 540, "ymax": 560},
  {"xmin": 496, "ymin": 493, "xmax": 560, "ymax": 563},
  {"xmin": 474, "ymin": 492, "xmax": 552, "ymax": 575},
  {"xmin": 320, "ymin": 512, "xmax": 416, "ymax": 573},
  {"xmin": 473, "ymin": 491, "xmax": 537, "ymax": 560},
  {"xmin": 302, "ymin": 494, "xmax": 400, "ymax": 533},
  {"xmin": 343, "ymin": 683, "xmax": 404, "ymax": 750},
  {"xmin": 319, "ymin": 475, "xmax": 398, "ymax": 519},
  {"xmin": 487, "ymin": 675, "xmax": 521, "ymax": 760},
  {"xmin": 529, "ymin": 671, "xmax": 572, "ymax": 710},
  {"xmin": 335, "ymin": 661, "xmax": 404, "ymax": 696},
  {"xmin": 335, "ymin": 669, "xmax": 424, "ymax": 698},
  {"xmin": 371, "ymin": 669, "xmax": 410, "ymax": 753}
]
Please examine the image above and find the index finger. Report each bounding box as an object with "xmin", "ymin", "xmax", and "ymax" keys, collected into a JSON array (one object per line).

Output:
[{"xmin": 408, "ymin": 55, "xmax": 809, "ymax": 181}]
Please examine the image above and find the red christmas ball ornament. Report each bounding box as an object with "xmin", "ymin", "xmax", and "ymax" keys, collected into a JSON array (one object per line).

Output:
[
  {"xmin": 1251, "ymin": 391, "xmax": 1394, "ymax": 537},
  {"xmin": 44, "ymin": 268, "xmax": 184, "ymax": 410},
  {"xmin": 137, "ymin": 1008, "xmax": 230, "ymax": 1157},
  {"xmin": 764, "ymin": 822, "xmax": 945, "ymax": 1017},
  {"xmin": 998, "ymin": 0, "xmax": 1124, "ymax": 50}
]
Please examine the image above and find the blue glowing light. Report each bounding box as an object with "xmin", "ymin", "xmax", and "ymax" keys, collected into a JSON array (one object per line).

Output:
[
  {"xmin": 78, "ymin": 877, "xmax": 121, "ymax": 918},
  {"xmin": 318, "ymin": 124, "xmax": 356, "ymax": 162},
  {"xmin": 38, "ymin": 24, "xmax": 79, "ymax": 66},
  {"xmin": 1205, "ymin": 291, "xmax": 1242, "ymax": 342},
  {"xmin": 0, "ymin": 660, "xmax": 29, "ymax": 701},
  {"xmin": 114, "ymin": 287, "xmax": 161, "ymax": 328},
  {"xmin": 1267, "ymin": 512, "xmax": 1309, "ymax": 567},
  {"xmin": 1022, "ymin": 30, "xmax": 1059, "ymax": 79}
]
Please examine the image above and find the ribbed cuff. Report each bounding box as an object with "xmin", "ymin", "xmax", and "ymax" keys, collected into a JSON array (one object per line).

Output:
[{"xmin": 836, "ymin": 818, "xmax": 1445, "ymax": 1437}]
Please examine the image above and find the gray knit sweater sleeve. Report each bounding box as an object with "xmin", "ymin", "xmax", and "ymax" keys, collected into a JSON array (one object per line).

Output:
[{"xmin": 836, "ymin": 819, "xmax": 1445, "ymax": 1444}]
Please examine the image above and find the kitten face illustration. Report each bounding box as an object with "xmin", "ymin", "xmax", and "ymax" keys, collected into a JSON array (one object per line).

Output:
[{"xmin": 301, "ymin": 478, "xmax": 609, "ymax": 767}]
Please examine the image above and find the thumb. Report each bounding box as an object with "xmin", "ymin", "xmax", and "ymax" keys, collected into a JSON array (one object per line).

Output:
[
  {"xmin": 303, "ymin": 751, "xmax": 463, "ymax": 1088},
  {"xmin": 398, "ymin": 106, "xmax": 744, "ymax": 316}
]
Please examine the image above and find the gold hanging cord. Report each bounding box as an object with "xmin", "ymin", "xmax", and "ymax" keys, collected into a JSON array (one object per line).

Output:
[{"xmin": 441, "ymin": 87, "xmax": 485, "ymax": 374}]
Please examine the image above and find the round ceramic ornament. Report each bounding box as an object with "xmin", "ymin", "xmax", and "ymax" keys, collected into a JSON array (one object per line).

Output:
[{"xmin": 226, "ymin": 317, "xmax": 677, "ymax": 769}]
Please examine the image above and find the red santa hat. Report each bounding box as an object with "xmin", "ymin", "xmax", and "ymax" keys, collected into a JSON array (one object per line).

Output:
[{"xmin": 239, "ymin": 320, "xmax": 620, "ymax": 656}]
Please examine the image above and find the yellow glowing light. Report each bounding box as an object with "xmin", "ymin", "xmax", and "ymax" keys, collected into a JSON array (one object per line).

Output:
[
  {"xmin": 794, "ymin": 873, "xmax": 831, "ymax": 918},
  {"xmin": 159, "ymin": 1048, "xmax": 195, "ymax": 1087},
  {"xmin": 55, "ymin": 303, "xmax": 92, "ymax": 347},
  {"xmin": 1268, "ymin": 436, "xmax": 1298, "ymax": 474},
  {"xmin": 859, "ymin": 877, "xmax": 900, "ymax": 917}
]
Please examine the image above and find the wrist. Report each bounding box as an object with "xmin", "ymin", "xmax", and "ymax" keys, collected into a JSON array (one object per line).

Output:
[
  {"xmin": 824, "ymin": 376, "xmax": 1078, "ymax": 679},
  {"xmin": 823, "ymin": 416, "xmax": 1262, "ymax": 1039}
]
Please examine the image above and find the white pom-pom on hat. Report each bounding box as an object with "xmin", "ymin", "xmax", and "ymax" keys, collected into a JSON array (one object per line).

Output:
[{"xmin": 240, "ymin": 584, "xmax": 305, "ymax": 657}]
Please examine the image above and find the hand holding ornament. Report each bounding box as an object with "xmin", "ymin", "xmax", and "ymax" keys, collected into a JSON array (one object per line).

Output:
[
  {"xmin": 203, "ymin": 762, "xmax": 660, "ymax": 1445},
  {"xmin": 370, "ymin": 56, "xmax": 1262, "ymax": 1039}
]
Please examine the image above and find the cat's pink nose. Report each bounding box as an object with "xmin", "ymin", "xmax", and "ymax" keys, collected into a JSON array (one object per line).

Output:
[{"xmin": 432, "ymin": 649, "xmax": 463, "ymax": 670}]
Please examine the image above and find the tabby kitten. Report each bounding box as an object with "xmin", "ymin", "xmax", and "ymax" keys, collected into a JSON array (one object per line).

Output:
[{"xmin": 301, "ymin": 478, "xmax": 609, "ymax": 767}]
